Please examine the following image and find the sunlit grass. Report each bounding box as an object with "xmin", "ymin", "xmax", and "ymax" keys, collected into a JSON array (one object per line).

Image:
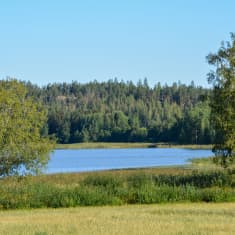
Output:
[
  {"xmin": 0, "ymin": 166, "xmax": 196, "ymax": 188},
  {"xmin": 0, "ymin": 203, "xmax": 234, "ymax": 235},
  {"xmin": 190, "ymin": 157, "xmax": 235, "ymax": 170}
]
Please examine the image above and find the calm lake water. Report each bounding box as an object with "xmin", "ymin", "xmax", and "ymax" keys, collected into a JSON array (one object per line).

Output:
[{"xmin": 45, "ymin": 148, "xmax": 213, "ymax": 174}]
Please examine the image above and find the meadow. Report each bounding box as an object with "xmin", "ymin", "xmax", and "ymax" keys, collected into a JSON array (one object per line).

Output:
[{"xmin": 0, "ymin": 203, "xmax": 235, "ymax": 235}]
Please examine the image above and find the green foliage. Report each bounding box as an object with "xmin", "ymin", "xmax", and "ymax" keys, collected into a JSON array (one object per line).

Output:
[
  {"xmin": 153, "ymin": 171, "xmax": 232, "ymax": 187},
  {"xmin": 179, "ymin": 102, "xmax": 212, "ymax": 144},
  {"xmin": 0, "ymin": 79, "xmax": 55, "ymax": 176},
  {"xmin": 0, "ymin": 170, "xmax": 234, "ymax": 209},
  {"xmin": 207, "ymin": 33, "xmax": 235, "ymax": 167},
  {"xmin": 24, "ymin": 80, "xmax": 212, "ymax": 144},
  {"xmin": 82, "ymin": 175, "xmax": 122, "ymax": 189}
]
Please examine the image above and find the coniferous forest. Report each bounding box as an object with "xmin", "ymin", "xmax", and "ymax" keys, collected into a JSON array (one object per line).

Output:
[{"xmin": 25, "ymin": 79, "xmax": 213, "ymax": 144}]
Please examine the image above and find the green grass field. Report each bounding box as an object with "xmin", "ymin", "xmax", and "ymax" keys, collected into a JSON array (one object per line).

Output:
[
  {"xmin": 56, "ymin": 142, "xmax": 212, "ymax": 150},
  {"xmin": 0, "ymin": 203, "xmax": 234, "ymax": 235}
]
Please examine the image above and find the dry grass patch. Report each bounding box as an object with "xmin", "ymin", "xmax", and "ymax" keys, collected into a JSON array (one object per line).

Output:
[{"xmin": 0, "ymin": 203, "xmax": 234, "ymax": 235}]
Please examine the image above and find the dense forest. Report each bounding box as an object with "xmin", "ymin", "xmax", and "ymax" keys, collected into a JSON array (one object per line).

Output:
[{"xmin": 24, "ymin": 79, "xmax": 213, "ymax": 144}]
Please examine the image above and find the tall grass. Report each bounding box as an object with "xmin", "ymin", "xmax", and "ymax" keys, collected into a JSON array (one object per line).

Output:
[{"xmin": 0, "ymin": 170, "xmax": 234, "ymax": 209}]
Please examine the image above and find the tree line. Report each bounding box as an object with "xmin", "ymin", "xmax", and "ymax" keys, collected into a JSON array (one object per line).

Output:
[{"xmin": 24, "ymin": 79, "xmax": 213, "ymax": 144}]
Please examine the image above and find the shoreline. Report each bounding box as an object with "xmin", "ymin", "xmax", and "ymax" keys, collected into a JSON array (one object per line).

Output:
[{"xmin": 56, "ymin": 142, "xmax": 212, "ymax": 150}]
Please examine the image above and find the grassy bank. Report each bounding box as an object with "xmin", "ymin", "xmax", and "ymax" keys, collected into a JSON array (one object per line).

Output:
[
  {"xmin": 0, "ymin": 167, "xmax": 234, "ymax": 209},
  {"xmin": 0, "ymin": 203, "xmax": 235, "ymax": 235},
  {"xmin": 56, "ymin": 142, "xmax": 212, "ymax": 149}
]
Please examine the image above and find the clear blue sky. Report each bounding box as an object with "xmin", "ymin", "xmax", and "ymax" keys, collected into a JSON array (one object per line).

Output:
[{"xmin": 1, "ymin": 0, "xmax": 234, "ymax": 87}]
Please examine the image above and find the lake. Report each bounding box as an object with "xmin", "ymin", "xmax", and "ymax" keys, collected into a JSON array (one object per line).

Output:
[{"xmin": 45, "ymin": 148, "xmax": 213, "ymax": 174}]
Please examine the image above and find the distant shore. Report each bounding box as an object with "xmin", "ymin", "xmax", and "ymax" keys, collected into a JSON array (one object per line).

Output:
[{"xmin": 56, "ymin": 142, "xmax": 212, "ymax": 150}]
